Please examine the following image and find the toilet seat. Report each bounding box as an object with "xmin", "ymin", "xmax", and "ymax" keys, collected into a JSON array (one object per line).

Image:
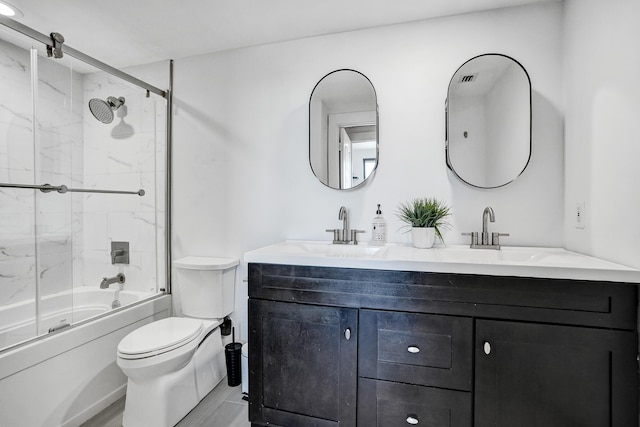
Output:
[{"xmin": 118, "ymin": 317, "xmax": 204, "ymax": 360}]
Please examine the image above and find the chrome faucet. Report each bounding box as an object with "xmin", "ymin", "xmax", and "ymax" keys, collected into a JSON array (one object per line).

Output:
[
  {"xmin": 326, "ymin": 206, "xmax": 365, "ymax": 244},
  {"xmin": 100, "ymin": 273, "xmax": 125, "ymax": 289},
  {"xmin": 482, "ymin": 206, "xmax": 495, "ymax": 245},
  {"xmin": 462, "ymin": 206, "xmax": 509, "ymax": 250},
  {"xmin": 339, "ymin": 206, "xmax": 349, "ymax": 240}
]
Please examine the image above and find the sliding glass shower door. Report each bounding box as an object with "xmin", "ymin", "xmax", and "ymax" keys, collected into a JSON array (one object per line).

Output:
[{"xmin": 0, "ymin": 22, "xmax": 168, "ymax": 351}]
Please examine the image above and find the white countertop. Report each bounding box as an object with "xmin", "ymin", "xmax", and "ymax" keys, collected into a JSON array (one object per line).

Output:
[{"xmin": 244, "ymin": 240, "xmax": 640, "ymax": 283}]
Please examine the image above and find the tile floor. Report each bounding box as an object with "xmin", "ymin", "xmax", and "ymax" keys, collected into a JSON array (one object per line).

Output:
[{"xmin": 81, "ymin": 380, "xmax": 250, "ymax": 427}]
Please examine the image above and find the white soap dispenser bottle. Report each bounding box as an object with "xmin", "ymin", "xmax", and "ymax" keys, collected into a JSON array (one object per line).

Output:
[{"xmin": 371, "ymin": 204, "xmax": 387, "ymax": 245}]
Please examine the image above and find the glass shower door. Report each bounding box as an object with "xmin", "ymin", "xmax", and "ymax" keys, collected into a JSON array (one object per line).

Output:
[
  {"xmin": 0, "ymin": 30, "xmax": 39, "ymax": 347},
  {"xmin": 0, "ymin": 20, "xmax": 168, "ymax": 352},
  {"xmin": 32, "ymin": 42, "xmax": 77, "ymax": 335}
]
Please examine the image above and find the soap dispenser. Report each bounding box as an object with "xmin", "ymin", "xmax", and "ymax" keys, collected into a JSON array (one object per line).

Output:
[{"xmin": 371, "ymin": 204, "xmax": 387, "ymax": 245}]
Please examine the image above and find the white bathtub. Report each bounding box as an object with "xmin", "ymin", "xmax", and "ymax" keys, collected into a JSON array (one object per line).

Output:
[
  {"xmin": 0, "ymin": 290, "xmax": 171, "ymax": 426},
  {"xmin": 0, "ymin": 287, "xmax": 153, "ymax": 350}
]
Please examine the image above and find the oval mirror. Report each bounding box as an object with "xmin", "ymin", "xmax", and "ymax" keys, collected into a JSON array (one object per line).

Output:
[
  {"xmin": 309, "ymin": 69, "xmax": 378, "ymax": 190},
  {"xmin": 446, "ymin": 54, "xmax": 531, "ymax": 188}
]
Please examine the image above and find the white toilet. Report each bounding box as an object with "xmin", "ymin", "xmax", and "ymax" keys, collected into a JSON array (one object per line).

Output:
[{"xmin": 117, "ymin": 256, "xmax": 239, "ymax": 427}]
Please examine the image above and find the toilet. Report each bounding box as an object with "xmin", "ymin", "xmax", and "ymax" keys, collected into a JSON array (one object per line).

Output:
[{"xmin": 117, "ymin": 256, "xmax": 239, "ymax": 427}]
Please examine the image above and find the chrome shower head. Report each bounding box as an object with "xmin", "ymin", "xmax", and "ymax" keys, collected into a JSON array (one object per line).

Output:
[{"xmin": 88, "ymin": 96, "xmax": 125, "ymax": 124}]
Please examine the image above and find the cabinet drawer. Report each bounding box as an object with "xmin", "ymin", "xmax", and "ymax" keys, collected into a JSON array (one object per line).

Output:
[
  {"xmin": 359, "ymin": 310, "xmax": 472, "ymax": 390},
  {"xmin": 358, "ymin": 378, "xmax": 471, "ymax": 427}
]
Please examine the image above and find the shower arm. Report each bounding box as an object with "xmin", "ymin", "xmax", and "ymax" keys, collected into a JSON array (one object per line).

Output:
[{"xmin": 0, "ymin": 182, "xmax": 145, "ymax": 196}]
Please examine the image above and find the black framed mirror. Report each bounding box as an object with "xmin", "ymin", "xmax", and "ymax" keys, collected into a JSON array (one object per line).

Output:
[
  {"xmin": 446, "ymin": 54, "xmax": 531, "ymax": 188},
  {"xmin": 309, "ymin": 69, "xmax": 378, "ymax": 190}
]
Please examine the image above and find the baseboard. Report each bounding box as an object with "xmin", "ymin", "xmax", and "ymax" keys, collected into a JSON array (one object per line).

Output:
[{"xmin": 62, "ymin": 384, "xmax": 127, "ymax": 427}]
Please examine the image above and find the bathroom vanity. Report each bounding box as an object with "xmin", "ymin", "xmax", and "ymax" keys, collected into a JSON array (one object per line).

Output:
[{"xmin": 245, "ymin": 242, "xmax": 640, "ymax": 427}]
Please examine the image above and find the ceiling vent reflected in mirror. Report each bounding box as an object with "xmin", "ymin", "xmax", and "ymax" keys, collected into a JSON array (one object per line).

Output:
[
  {"xmin": 460, "ymin": 74, "xmax": 477, "ymax": 83},
  {"xmin": 446, "ymin": 54, "xmax": 531, "ymax": 189}
]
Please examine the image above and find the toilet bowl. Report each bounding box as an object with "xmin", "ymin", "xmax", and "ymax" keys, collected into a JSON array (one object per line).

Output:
[{"xmin": 117, "ymin": 256, "xmax": 239, "ymax": 427}]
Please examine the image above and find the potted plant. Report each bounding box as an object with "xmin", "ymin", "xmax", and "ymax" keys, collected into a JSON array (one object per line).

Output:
[{"xmin": 396, "ymin": 197, "xmax": 451, "ymax": 248}]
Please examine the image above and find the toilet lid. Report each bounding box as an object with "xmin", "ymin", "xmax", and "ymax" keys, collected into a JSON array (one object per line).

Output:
[{"xmin": 118, "ymin": 317, "xmax": 203, "ymax": 357}]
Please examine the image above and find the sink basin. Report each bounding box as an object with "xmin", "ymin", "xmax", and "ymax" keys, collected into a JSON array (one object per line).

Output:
[
  {"xmin": 430, "ymin": 246, "xmax": 568, "ymax": 264},
  {"xmin": 252, "ymin": 241, "xmax": 389, "ymax": 258},
  {"xmin": 244, "ymin": 240, "xmax": 640, "ymax": 283}
]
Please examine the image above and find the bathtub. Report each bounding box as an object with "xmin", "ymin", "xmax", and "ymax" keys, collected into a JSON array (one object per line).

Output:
[
  {"xmin": 0, "ymin": 288, "xmax": 171, "ymax": 427},
  {"xmin": 0, "ymin": 287, "xmax": 154, "ymax": 350}
]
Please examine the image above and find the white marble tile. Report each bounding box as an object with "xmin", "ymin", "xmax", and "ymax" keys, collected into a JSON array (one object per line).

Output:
[
  {"xmin": 0, "ymin": 256, "xmax": 36, "ymax": 306},
  {"xmin": 0, "ymin": 45, "xmax": 167, "ymax": 329}
]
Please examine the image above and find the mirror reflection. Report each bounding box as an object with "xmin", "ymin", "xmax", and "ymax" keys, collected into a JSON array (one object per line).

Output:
[
  {"xmin": 446, "ymin": 54, "xmax": 531, "ymax": 188},
  {"xmin": 309, "ymin": 69, "xmax": 378, "ymax": 190}
]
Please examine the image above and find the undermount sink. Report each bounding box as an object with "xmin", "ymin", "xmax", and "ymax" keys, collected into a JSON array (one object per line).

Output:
[{"xmin": 286, "ymin": 241, "xmax": 389, "ymax": 258}]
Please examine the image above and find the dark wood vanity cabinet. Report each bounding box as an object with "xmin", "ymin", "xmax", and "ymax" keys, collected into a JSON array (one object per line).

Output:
[
  {"xmin": 248, "ymin": 263, "xmax": 639, "ymax": 427},
  {"xmin": 248, "ymin": 299, "xmax": 357, "ymax": 427}
]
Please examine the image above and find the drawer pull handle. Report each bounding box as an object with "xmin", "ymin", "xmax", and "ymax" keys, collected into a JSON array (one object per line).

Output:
[
  {"xmin": 484, "ymin": 341, "xmax": 491, "ymax": 355},
  {"xmin": 407, "ymin": 346, "xmax": 420, "ymax": 354},
  {"xmin": 345, "ymin": 328, "xmax": 351, "ymax": 340},
  {"xmin": 406, "ymin": 414, "xmax": 419, "ymax": 425}
]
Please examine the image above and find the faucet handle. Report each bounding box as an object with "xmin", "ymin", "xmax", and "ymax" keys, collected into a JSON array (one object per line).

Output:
[
  {"xmin": 326, "ymin": 228, "xmax": 340, "ymax": 243},
  {"xmin": 351, "ymin": 229, "xmax": 365, "ymax": 245},
  {"xmin": 491, "ymin": 232, "xmax": 510, "ymax": 247},
  {"xmin": 462, "ymin": 232, "xmax": 479, "ymax": 247}
]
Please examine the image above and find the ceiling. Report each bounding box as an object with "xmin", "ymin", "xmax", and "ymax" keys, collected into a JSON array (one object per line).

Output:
[{"xmin": 10, "ymin": 0, "xmax": 558, "ymax": 69}]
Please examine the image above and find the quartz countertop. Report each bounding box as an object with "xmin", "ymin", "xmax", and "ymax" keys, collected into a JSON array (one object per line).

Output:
[{"xmin": 244, "ymin": 240, "xmax": 640, "ymax": 283}]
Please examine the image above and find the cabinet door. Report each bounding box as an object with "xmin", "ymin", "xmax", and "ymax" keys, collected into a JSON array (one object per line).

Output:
[
  {"xmin": 249, "ymin": 299, "xmax": 358, "ymax": 427},
  {"xmin": 475, "ymin": 320, "xmax": 638, "ymax": 427}
]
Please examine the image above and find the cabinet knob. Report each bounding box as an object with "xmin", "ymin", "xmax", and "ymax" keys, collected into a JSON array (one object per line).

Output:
[
  {"xmin": 407, "ymin": 346, "xmax": 420, "ymax": 354},
  {"xmin": 345, "ymin": 328, "xmax": 351, "ymax": 340},
  {"xmin": 483, "ymin": 341, "xmax": 491, "ymax": 355},
  {"xmin": 406, "ymin": 414, "xmax": 419, "ymax": 425}
]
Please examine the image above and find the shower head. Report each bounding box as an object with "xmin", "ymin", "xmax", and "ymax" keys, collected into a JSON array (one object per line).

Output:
[{"xmin": 88, "ymin": 96, "xmax": 125, "ymax": 124}]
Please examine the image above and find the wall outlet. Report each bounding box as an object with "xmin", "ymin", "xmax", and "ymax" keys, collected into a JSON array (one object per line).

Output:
[{"xmin": 575, "ymin": 201, "xmax": 586, "ymax": 229}]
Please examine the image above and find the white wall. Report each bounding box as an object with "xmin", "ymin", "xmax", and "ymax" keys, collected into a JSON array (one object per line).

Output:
[
  {"xmin": 172, "ymin": 2, "xmax": 564, "ymax": 339},
  {"xmin": 563, "ymin": 0, "xmax": 640, "ymax": 269}
]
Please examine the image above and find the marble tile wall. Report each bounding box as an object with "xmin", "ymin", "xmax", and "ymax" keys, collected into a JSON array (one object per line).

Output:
[
  {"xmin": 0, "ymin": 36, "xmax": 166, "ymax": 317},
  {"xmin": 80, "ymin": 71, "xmax": 166, "ymax": 294}
]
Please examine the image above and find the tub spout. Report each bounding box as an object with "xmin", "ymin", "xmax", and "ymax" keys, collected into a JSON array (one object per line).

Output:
[{"xmin": 100, "ymin": 273, "xmax": 125, "ymax": 289}]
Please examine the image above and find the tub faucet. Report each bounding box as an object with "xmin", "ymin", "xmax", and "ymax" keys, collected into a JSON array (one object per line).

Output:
[{"xmin": 100, "ymin": 273, "xmax": 125, "ymax": 289}]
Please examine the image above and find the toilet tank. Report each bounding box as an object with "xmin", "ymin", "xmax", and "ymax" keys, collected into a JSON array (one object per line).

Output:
[{"xmin": 173, "ymin": 256, "xmax": 239, "ymax": 319}]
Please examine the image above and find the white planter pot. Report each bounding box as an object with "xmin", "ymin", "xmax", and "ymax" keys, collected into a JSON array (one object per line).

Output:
[{"xmin": 411, "ymin": 227, "xmax": 436, "ymax": 249}]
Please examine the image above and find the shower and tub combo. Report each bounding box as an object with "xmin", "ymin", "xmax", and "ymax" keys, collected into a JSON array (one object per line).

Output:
[{"xmin": 0, "ymin": 15, "xmax": 173, "ymax": 426}]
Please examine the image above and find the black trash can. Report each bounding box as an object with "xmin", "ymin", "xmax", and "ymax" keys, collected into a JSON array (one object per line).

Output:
[
  {"xmin": 225, "ymin": 342, "xmax": 242, "ymax": 386},
  {"xmin": 225, "ymin": 327, "xmax": 242, "ymax": 387}
]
